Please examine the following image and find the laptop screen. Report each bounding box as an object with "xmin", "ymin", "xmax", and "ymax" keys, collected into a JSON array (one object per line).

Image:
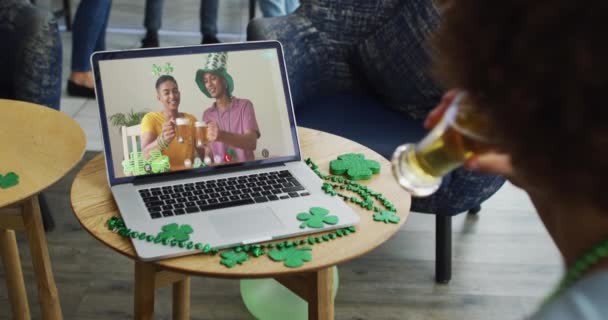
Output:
[{"xmin": 92, "ymin": 42, "xmax": 300, "ymax": 185}]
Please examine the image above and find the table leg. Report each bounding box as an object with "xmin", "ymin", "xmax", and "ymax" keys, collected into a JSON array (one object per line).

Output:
[
  {"xmin": 172, "ymin": 277, "xmax": 190, "ymax": 320},
  {"xmin": 0, "ymin": 228, "xmax": 31, "ymax": 320},
  {"xmin": 134, "ymin": 261, "xmax": 156, "ymax": 319},
  {"xmin": 22, "ymin": 196, "xmax": 63, "ymax": 320},
  {"xmin": 308, "ymin": 267, "xmax": 335, "ymax": 320}
]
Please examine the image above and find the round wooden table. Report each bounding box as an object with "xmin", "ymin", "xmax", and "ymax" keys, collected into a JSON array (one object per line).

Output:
[
  {"xmin": 0, "ymin": 99, "xmax": 86, "ymax": 320},
  {"xmin": 70, "ymin": 127, "xmax": 411, "ymax": 320}
]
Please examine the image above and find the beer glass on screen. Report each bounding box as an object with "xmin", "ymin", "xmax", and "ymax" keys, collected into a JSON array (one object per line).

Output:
[
  {"xmin": 195, "ymin": 121, "xmax": 208, "ymax": 147},
  {"xmin": 391, "ymin": 92, "xmax": 491, "ymax": 196},
  {"xmin": 175, "ymin": 118, "xmax": 191, "ymax": 144}
]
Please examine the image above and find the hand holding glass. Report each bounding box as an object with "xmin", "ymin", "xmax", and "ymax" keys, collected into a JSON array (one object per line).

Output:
[{"xmin": 391, "ymin": 92, "xmax": 491, "ymax": 196}]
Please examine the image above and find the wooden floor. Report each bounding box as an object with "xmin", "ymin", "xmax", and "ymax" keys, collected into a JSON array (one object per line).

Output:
[{"xmin": 2, "ymin": 1, "xmax": 563, "ymax": 318}]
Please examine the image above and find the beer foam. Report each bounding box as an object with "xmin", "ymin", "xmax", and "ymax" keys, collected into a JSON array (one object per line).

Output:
[
  {"xmin": 195, "ymin": 121, "xmax": 205, "ymax": 127},
  {"xmin": 176, "ymin": 118, "xmax": 190, "ymax": 125}
]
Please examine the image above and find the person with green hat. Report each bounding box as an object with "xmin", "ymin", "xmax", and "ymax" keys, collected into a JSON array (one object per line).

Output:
[{"xmin": 197, "ymin": 52, "xmax": 261, "ymax": 164}]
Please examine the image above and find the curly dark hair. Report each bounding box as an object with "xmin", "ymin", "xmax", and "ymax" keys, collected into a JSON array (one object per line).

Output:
[{"xmin": 432, "ymin": 1, "xmax": 608, "ymax": 209}]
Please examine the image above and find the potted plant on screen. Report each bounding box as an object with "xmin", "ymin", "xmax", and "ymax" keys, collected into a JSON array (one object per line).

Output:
[{"xmin": 109, "ymin": 109, "xmax": 148, "ymax": 155}]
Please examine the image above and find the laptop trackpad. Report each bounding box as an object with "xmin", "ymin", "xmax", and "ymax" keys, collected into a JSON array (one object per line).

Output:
[{"xmin": 208, "ymin": 207, "xmax": 283, "ymax": 242}]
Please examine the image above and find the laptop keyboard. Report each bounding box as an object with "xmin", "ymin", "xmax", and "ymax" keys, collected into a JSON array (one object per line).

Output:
[{"xmin": 138, "ymin": 170, "xmax": 310, "ymax": 219}]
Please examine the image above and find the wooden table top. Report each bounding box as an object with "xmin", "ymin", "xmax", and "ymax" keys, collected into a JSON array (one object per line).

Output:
[
  {"xmin": 0, "ymin": 99, "xmax": 86, "ymax": 208},
  {"xmin": 70, "ymin": 127, "xmax": 411, "ymax": 278}
]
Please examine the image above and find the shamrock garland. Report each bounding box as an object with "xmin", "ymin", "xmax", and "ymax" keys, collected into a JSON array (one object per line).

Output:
[
  {"xmin": 297, "ymin": 207, "xmax": 339, "ymax": 229},
  {"xmin": 329, "ymin": 153, "xmax": 380, "ymax": 180},
  {"xmin": 106, "ymin": 155, "xmax": 398, "ymax": 270},
  {"xmin": 106, "ymin": 216, "xmax": 357, "ymax": 269},
  {"xmin": 269, "ymin": 246, "xmax": 312, "ymax": 268},
  {"xmin": 0, "ymin": 172, "xmax": 19, "ymax": 189},
  {"xmin": 122, "ymin": 150, "xmax": 170, "ymax": 176},
  {"xmin": 307, "ymin": 158, "xmax": 397, "ymax": 215},
  {"xmin": 373, "ymin": 210, "xmax": 400, "ymax": 224}
]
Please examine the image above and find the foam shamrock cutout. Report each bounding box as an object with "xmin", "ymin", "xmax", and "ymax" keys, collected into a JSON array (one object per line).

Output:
[
  {"xmin": 297, "ymin": 207, "xmax": 339, "ymax": 229},
  {"xmin": 220, "ymin": 250, "xmax": 250, "ymax": 268},
  {"xmin": 373, "ymin": 210, "xmax": 400, "ymax": 224},
  {"xmin": 157, "ymin": 223, "xmax": 193, "ymax": 242},
  {"xmin": 0, "ymin": 172, "xmax": 19, "ymax": 189},
  {"xmin": 268, "ymin": 246, "xmax": 312, "ymax": 268},
  {"xmin": 330, "ymin": 153, "xmax": 380, "ymax": 180}
]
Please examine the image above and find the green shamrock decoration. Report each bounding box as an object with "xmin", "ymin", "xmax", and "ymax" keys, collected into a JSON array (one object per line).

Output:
[
  {"xmin": 148, "ymin": 150, "xmax": 170, "ymax": 173},
  {"xmin": 329, "ymin": 153, "xmax": 380, "ymax": 180},
  {"xmin": 122, "ymin": 152, "xmax": 146, "ymax": 176},
  {"xmin": 162, "ymin": 62, "xmax": 174, "ymax": 74},
  {"xmin": 0, "ymin": 172, "xmax": 19, "ymax": 189},
  {"xmin": 152, "ymin": 64, "xmax": 162, "ymax": 77},
  {"xmin": 296, "ymin": 207, "xmax": 339, "ymax": 229},
  {"xmin": 268, "ymin": 246, "xmax": 313, "ymax": 268},
  {"xmin": 220, "ymin": 250, "xmax": 250, "ymax": 268},
  {"xmin": 152, "ymin": 62, "xmax": 174, "ymax": 77},
  {"xmin": 157, "ymin": 223, "xmax": 193, "ymax": 242},
  {"xmin": 373, "ymin": 210, "xmax": 400, "ymax": 224}
]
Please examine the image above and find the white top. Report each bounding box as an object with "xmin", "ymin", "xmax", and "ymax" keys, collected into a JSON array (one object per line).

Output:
[{"xmin": 530, "ymin": 271, "xmax": 608, "ymax": 320}]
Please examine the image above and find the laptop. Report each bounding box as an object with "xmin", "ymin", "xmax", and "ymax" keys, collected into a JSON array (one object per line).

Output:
[{"xmin": 91, "ymin": 41, "xmax": 360, "ymax": 261}]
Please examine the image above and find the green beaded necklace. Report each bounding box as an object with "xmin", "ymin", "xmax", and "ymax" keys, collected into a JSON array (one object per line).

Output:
[
  {"xmin": 545, "ymin": 238, "xmax": 608, "ymax": 304},
  {"xmin": 105, "ymin": 157, "xmax": 400, "ymax": 269}
]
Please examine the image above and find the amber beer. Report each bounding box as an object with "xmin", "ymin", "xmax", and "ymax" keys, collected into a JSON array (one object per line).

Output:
[
  {"xmin": 391, "ymin": 93, "xmax": 490, "ymax": 196},
  {"xmin": 195, "ymin": 121, "xmax": 208, "ymax": 147},
  {"xmin": 175, "ymin": 118, "xmax": 191, "ymax": 144}
]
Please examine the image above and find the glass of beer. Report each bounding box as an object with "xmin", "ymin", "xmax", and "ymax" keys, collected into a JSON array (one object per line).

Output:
[
  {"xmin": 391, "ymin": 92, "xmax": 491, "ymax": 196},
  {"xmin": 195, "ymin": 121, "xmax": 208, "ymax": 147},
  {"xmin": 175, "ymin": 118, "xmax": 191, "ymax": 144}
]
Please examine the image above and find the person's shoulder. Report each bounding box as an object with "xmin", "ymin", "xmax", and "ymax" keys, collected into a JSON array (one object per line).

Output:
[
  {"xmin": 202, "ymin": 106, "xmax": 214, "ymax": 120},
  {"xmin": 141, "ymin": 112, "xmax": 162, "ymax": 132},
  {"xmin": 202, "ymin": 106, "xmax": 215, "ymax": 114},
  {"xmin": 142, "ymin": 111, "xmax": 162, "ymax": 123},
  {"xmin": 530, "ymin": 271, "xmax": 608, "ymax": 320},
  {"xmin": 233, "ymin": 97, "xmax": 253, "ymax": 109}
]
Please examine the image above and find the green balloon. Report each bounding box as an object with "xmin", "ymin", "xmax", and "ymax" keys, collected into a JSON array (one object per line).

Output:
[{"xmin": 240, "ymin": 266, "xmax": 339, "ymax": 320}]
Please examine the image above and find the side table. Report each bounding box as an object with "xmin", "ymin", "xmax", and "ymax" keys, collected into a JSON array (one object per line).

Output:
[
  {"xmin": 0, "ymin": 99, "xmax": 86, "ymax": 319},
  {"xmin": 70, "ymin": 127, "xmax": 410, "ymax": 319}
]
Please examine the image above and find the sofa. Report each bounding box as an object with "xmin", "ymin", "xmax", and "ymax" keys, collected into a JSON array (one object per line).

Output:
[{"xmin": 248, "ymin": 0, "xmax": 506, "ymax": 283}]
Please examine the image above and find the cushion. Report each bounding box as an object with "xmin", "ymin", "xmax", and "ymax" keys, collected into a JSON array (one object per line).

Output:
[
  {"xmin": 353, "ymin": 0, "xmax": 443, "ymax": 119},
  {"xmin": 294, "ymin": 92, "xmax": 427, "ymax": 159},
  {"xmin": 295, "ymin": 92, "xmax": 507, "ymax": 216}
]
